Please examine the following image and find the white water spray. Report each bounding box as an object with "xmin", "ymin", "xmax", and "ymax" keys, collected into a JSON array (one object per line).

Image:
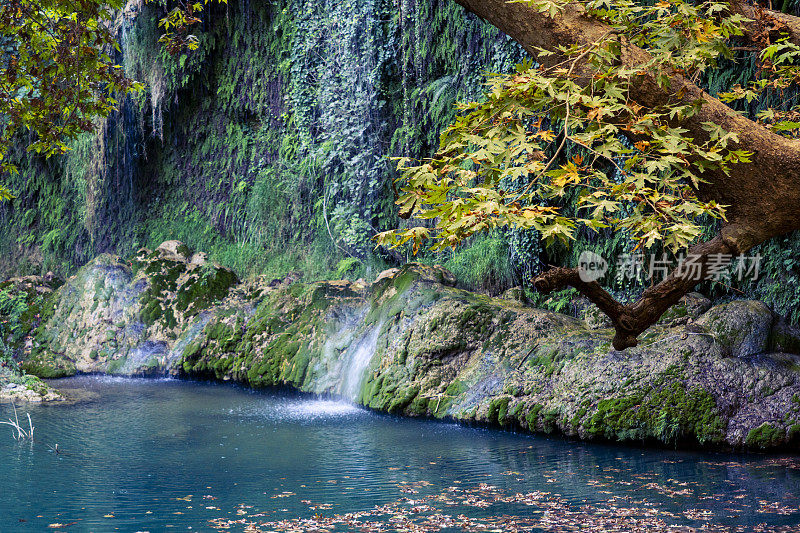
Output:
[{"xmin": 338, "ymin": 324, "xmax": 383, "ymax": 401}]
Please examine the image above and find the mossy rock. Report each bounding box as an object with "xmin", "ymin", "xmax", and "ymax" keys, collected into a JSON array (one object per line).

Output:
[
  {"xmin": 585, "ymin": 381, "xmax": 725, "ymax": 446},
  {"xmin": 695, "ymin": 301, "xmax": 774, "ymax": 358},
  {"xmin": 21, "ymin": 353, "xmax": 76, "ymax": 378},
  {"xmin": 175, "ymin": 265, "xmax": 239, "ymax": 316},
  {"xmin": 746, "ymin": 423, "xmax": 786, "ymax": 449}
]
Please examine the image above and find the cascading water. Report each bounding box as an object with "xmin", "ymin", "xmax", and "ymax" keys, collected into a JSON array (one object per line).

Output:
[{"xmin": 337, "ymin": 323, "xmax": 383, "ymax": 401}]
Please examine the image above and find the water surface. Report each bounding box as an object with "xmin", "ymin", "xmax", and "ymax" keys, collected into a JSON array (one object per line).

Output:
[{"xmin": 0, "ymin": 376, "xmax": 799, "ymax": 532}]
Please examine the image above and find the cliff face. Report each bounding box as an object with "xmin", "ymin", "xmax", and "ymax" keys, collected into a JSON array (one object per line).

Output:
[
  {"xmin": 2, "ymin": 0, "xmax": 800, "ymax": 325},
  {"xmin": 6, "ymin": 242, "xmax": 800, "ymax": 451},
  {"xmin": 0, "ymin": 0, "xmax": 530, "ymax": 292}
]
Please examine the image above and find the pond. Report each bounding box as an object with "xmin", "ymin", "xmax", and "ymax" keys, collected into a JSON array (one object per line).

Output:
[{"xmin": 1, "ymin": 376, "xmax": 799, "ymax": 532}]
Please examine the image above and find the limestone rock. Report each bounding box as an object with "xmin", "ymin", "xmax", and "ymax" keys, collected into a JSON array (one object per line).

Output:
[
  {"xmin": 402, "ymin": 263, "xmax": 457, "ymax": 287},
  {"xmin": 499, "ymin": 287, "xmax": 527, "ymax": 304},
  {"xmin": 8, "ymin": 246, "xmax": 800, "ymax": 451},
  {"xmin": 188, "ymin": 252, "xmax": 208, "ymax": 267},
  {"xmin": 155, "ymin": 240, "xmax": 192, "ymax": 262},
  {"xmin": 695, "ymin": 300, "xmax": 774, "ymax": 358},
  {"xmin": 582, "ymin": 304, "xmax": 613, "ymax": 330},
  {"xmin": 770, "ymin": 318, "xmax": 800, "ymax": 355},
  {"xmin": 374, "ymin": 268, "xmax": 400, "ymax": 284},
  {"xmin": 682, "ymin": 292, "xmax": 713, "ymax": 318},
  {"xmin": 659, "ymin": 292, "xmax": 712, "ymax": 326}
]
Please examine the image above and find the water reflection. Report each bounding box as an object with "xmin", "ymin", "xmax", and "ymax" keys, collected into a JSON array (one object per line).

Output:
[{"xmin": 0, "ymin": 376, "xmax": 797, "ymax": 531}]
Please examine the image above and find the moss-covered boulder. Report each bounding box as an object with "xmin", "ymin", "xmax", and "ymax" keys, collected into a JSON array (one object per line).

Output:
[
  {"xmin": 16, "ymin": 241, "xmax": 238, "ymax": 377},
  {"xmin": 695, "ymin": 300, "xmax": 774, "ymax": 358}
]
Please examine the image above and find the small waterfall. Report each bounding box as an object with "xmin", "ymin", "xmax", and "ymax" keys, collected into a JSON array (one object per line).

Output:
[{"xmin": 338, "ymin": 323, "xmax": 382, "ymax": 401}]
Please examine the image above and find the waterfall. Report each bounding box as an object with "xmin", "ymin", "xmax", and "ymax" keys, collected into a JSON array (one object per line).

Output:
[{"xmin": 337, "ymin": 323, "xmax": 382, "ymax": 401}]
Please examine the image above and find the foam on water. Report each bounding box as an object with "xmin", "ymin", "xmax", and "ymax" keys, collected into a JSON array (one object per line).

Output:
[
  {"xmin": 278, "ymin": 399, "xmax": 363, "ymax": 420},
  {"xmin": 229, "ymin": 398, "xmax": 365, "ymax": 423}
]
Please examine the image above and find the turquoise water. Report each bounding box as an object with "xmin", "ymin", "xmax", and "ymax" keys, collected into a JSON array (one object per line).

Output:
[{"xmin": 1, "ymin": 376, "xmax": 799, "ymax": 532}]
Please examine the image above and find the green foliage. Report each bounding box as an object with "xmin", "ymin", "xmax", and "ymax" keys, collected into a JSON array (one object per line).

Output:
[
  {"xmin": 434, "ymin": 234, "xmax": 516, "ymax": 294},
  {"xmin": 528, "ymin": 288, "xmax": 579, "ymax": 315},
  {"xmin": 0, "ymin": 280, "xmax": 58, "ymax": 369},
  {"xmin": 3, "ymin": 0, "xmax": 800, "ymax": 331},
  {"xmin": 0, "ymin": 0, "xmax": 528, "ymax": 284},
  {"xmin": 0, "ymin": 0, "xmax": 139, "ymax": 189},
  {"xmin": 0, "ymin": 287, "xmax": 27, "ymax": 368},
  {"xmin": 379, "ymin": 0, "xmax": 751, "ymax": 256},
  {"xmin": 335, "ymin": 258, "xmax": 362, "ymax": 280},
  {"xmin": 0, "ymin": 288, "xmax": 28, "ymax": 339}
]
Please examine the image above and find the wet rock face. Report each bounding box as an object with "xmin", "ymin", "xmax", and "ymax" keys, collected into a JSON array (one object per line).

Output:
[{"xmin": 7, "ymin": 248, "xmax": 800, "ymax": 450}]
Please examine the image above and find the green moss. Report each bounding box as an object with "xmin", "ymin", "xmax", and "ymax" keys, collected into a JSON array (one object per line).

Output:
[
  {"xmin": 541, "ymin": 408, "xmax": 560, "ymax": 434},
  {"xmin": 457, "ymin": 303, "xmax": 494, "ymax": 336},
  {"xmin": 387, "ymin": 385, "xmax": 421, "ymax": 414},
  {"xmin": 9, "ymin": 373, "xmax": 50, "ymax": 395},
  {"xmin": 585, "ymin": 382, "xmax": 725, "ymax": 446},
  {"xmin": 175, "ymin": 266, "xmax": 238, "ymax": 316},
  {"xmin": 21, "ymin": 353, "xmax": 76, "ymax": 378},
  {"xmin": 526, "ymin": 403, "xmax": 544, "ymax": 429},
  {"xmin": 182, "ymin": 338, "xmax": 204, "ymax": 360},
  {"xmin": 106, "ymin": 357, "xmax": 127, "ymax": 374},
  {"xmin": 141, "ymin": 298, "xmax": 163, "ymax": 325},
  {"xmin": 528, "ymin": 349, "xmax": 559, "ymax": 377},
  {"xmin": 746, "ymin": 423, "xmax": 785, "ymax": 449},
  {"xmin": 392, "ymin": 270, "xmax": 419, "ymax": 295},
  {"xmin": 407, "ymin": 392, "xmax": 431, "ymax": 416},
  {"xmin": 660, "ymin": 303, "xmax": 688, "ymax": 322},
  {"xmin": 570, "ymin": 406, "xmax": 588, "ymax": 427},
  {"xmin": 487, "ymin": 396, "xmax": 512, "ymax": 424},
  {"xmin": 432, "ymin": 380, "xmax": 468, "ymax": 416},
  {"xmin": 289, "ymin": 283, "xmax": 307, "ymax": 299}
]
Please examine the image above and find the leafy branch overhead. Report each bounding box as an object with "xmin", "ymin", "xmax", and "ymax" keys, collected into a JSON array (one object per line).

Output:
[
  {"xmin": 0, "ymin": 0, "xmax": 224, "ymax": 199},
  {"xmin": 379, "ymin": 0, "xmax": 800, "ymax": 349},
  {"xmin": 378, "ymin": 0, "xmax": 753, "ymax": 254}
]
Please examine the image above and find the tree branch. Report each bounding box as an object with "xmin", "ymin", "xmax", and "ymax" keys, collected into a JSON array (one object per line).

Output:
[
  {"xmin": 452, "ymin": 0, "xmax": 800, "ymax": 254},
  {"xmin": 730, "ymin": 1, "xmax": 800, "ymax": 47},
  {"xmin": 449, "ymin": 0, "xmax": 800, "ymax": 348},
  {"xmin": 535, "ymin": 235, "xmax": 737, "ymax": 350}
]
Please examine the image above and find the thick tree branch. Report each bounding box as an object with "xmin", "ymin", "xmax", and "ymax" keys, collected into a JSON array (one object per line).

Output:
[
  {"xmin": 453, "ymin": 0, "xmax": 800, "ymax": 253},
  {"xmin": 731, "ymin": 1, "xmax": 800, "ymax": 47},
  {"xmin": 535, "ymin": 236, "xmax": 736, "ymax": 350},
  {"xmin": 454, "ymin": 0, "xmax": 800, "ymax": 348}
]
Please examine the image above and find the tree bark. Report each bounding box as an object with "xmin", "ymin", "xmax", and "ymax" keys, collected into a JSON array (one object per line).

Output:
[{"xmin": 452, "ymin": 0, "xmax": 800, "ymax": 349}]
